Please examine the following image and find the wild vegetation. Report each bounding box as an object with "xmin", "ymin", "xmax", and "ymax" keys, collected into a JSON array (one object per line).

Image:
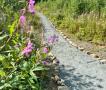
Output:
[
  {"xmin": 0, "ymin": 0, "xmax": 106, "ymax": 89},
  {"xmin": 0, "ymin": 0, "xmax": 59, "ymax": 89},
  {"xmin": 37, "ymin": 0, "xmax": 106, "ymax": 45}
]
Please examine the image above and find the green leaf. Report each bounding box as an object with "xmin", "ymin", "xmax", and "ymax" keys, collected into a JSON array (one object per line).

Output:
[
  {"xmin": 0, "ymin": 54, "xmax": 5, "ymax": 60},
  {"xmin": 0, "ymin": 34, "xmax": 8, "ymax": 41},
  {"xmin": 23, "ymin": 61, "xmax": 29, "ymax": 70},
  {"xmin": 0, "ymin": 83, "xmax": 11, "ymax": 89},
  {"xmin": 30, "ymin": 70, "xmax": 37, "ymax": 81},
  {"xmin": 0, "ymin": 32, "xmax": 2, "ymax": 35},
  {"xmin": 0, "ymin": 70, "xmax": 5, "ymax": 77},
  {"xmin": 12, "ymin": 39, "xmax": 17, "ymax": 44},
  {"xmin": 23, "ymin": 61, "xmax": 28, "ymax": 67},
  {"xmin": 32, "ymin": 66, "xmax": 45, "ymax": 71},
  {"xmin": 8, "ymin": 20, "xmax": 18, "ymax": 36},
  {"xmin": 29, "ymin": 77, "xmax": 35, "ymax": 84},
  {"xmin": 42, "ymin": 53, "xmax": 47, "ymax": 59},
  {"xmin": 2, "ymin": 50, "xmax": 13, "ymax": 53}
]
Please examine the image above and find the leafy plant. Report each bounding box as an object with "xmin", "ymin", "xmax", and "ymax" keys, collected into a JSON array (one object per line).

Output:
[{"xmin": 0, "ymin": 0, "xmax": 53, "ymax": 90}]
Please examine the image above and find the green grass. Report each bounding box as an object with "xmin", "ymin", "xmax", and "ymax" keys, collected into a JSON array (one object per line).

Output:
[{"xmin": 37, "ymin": 0, "xmax": 106, "ymax": 45}]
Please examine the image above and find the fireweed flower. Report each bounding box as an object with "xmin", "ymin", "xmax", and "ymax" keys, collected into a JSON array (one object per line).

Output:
[
  {"xmin": 27, "ymin": 40, "xmax": 33, "ymax": 49},
  {"xmin": 19, "ymin": 15, "xmax": 26, "ymax": 27},
  {"xmin": 47, "ymin": 34, "xmax": 59, "ymax": 44},
  {"xmin": 43, "ymin": 47, "xmax": 49, "ymax": 53},
  {"xmin": 42, "ymin": 61, "xmax": 48, "ymax": 65},
  {"xmin": 28, "ymin": 0, "xmax": 35, "ymax": 14},
  {"xmin": 28, "ymin": 4, "xmax": 35, "ymax": 14},
  {"xmin": 53, "ymin": 34, "xmax": 59, "ymax": 42},
  {"xmin": 22, "ymin": 40, "xmax": 33, "ymax": 57},
  {"xmin": 29, "ymin": 0, "xmax": 35, "ymax": 5}
]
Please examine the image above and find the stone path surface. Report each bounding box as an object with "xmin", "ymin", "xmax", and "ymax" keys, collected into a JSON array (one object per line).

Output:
[{"xmin": 38, "ymin": 12, "xmax": 106, "ymax": 90}]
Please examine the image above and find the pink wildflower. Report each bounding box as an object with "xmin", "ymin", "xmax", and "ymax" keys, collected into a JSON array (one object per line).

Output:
[
  {"xmin": 29, "ymin": 0, "xmax": 35, "ymax": 5},
  {"xmin": 43, "ymin": 47, "xmax": 49, "ymax": 53},
  {"xmin": 19, "ymin": 15, "xmax": 26, "ymax": 27},
  {"xmin": 42, "ymin": 61, "xmax": 48, "ymax": 65},
  {"xmin": 28, "ymin": 4, "xmax": 35, "ymax": 14},
  {"xmin": 27, "ymin": 40, "xmax": 33, "ymax": 49},
  {"xmin": 22, "ymin": 40, "xmax": 33, "ymax": 57},
  {"xmin": 48, "ymin": 34, "xmax": 59, "ymax": 44},
  {"xmin": 28, "ymin": 0, "xmax": 35, "ymax": 14}
]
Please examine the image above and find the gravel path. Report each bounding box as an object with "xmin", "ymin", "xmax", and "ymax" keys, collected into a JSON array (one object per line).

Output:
[{"xmin": 38, "ymin": 12, "xmax": 106, "ymax": 90}]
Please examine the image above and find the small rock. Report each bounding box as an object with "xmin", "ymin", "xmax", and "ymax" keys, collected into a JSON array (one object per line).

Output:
[
  {"xmin": 54, "ymin": 75, "xmax": 60, "ymax": 81},
  {"xmin": 56, "ymin": 79, "xmax": 65, "ymax": 86},
  {"xmin": 51, "ymin": 76, "xmax": 55, "ymax": 80},
  {"xmin": 57, "ymin": 81, "xmax": 64, "ymax": 86},
  {"xmin": 60, "ymin": 32, "xmax": 63, "ymax": 34},
  {"xmin": 90, "ymin": 54, "xmax": 99, "ymax": 58},
  {"xmin": 98, "ymin": 58, "xmax": 102, "ymax": 60},
  {"xmin": 78, "ymin": 47, "xmax": 84, "ymax": 51},
  {"xmin": 66, "ymin": 38, "xmax": 70, "ymax": 41},
  {"xmin": 58, "ymin": 86, "xmax": 69, "ymax": 90},
  {"xmin": 53, "ymin": 60, "xmax": 59, "ymax": 65},
  {"xmin": 86, "ymin": 51, "xmax": 92, "ymax": 55},
  {"xmin": 53, "ymin": 60, "xmax": 56, "ymax": 64},
  {"xmin": 60, "ymin": 79, "xmax": 65, "ymax": 83},
  {"xmin": 99, "ymin": 59, "xmax": 106, "ymax": 64},
  {"xmin": 97, "ymin": 85, "xmax": 103, "ymax": 88},
  {"xmin": 57, "ymin": 80, "xmax": 65, "ymax": 86},
  {"xmin": 69, "ymin": 41, "xmax": 73, "ymax": 44},
  {"xmin": 51, "ymin": 56, "xmax": 56, "ymax": 60},
  {"xmin": 64, "ymin": 36, "xmax": 67, "ymax": 39},
  {"xmin": 72, "ymin": 43, "xmax": 77, "ymax": 47},
  {"xmin": 48, "ymin": 52, "xmax": 54, "ymax": 57}
]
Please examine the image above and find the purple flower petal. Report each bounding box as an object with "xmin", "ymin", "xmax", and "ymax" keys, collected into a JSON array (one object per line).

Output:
[
  {"xmin": 43, "ymin": 47, "xmax": 49, "ymax": 53},
  {"xmin": 28, "ymin": 0, "xmax": 35, "ymax": 14},
  {"xmin": 21, "ymin": 40, "xmax": 33, "ymax": 57},
  {"xmin": 42, "ymin": 61, "xmax": 48, "ymax": 65},
  {"xmin": 19, "ymin": 15, "xmax": 26, "ymax": 27},
  {"xmin": 47, "ymin": 34, "xmax": 59, "ymax": 44}
]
